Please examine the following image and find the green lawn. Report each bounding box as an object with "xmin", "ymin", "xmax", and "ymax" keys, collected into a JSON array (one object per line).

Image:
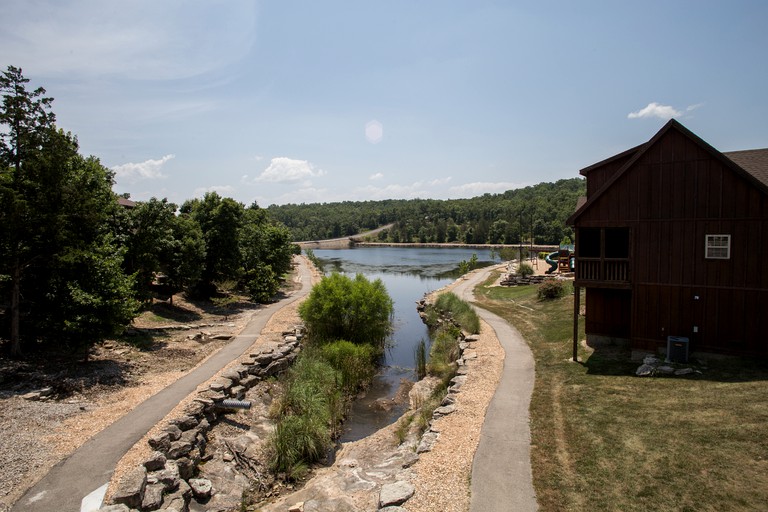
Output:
[{"xmin": 473, "ymin": 272, "xmax": 768, "ymax": 512}]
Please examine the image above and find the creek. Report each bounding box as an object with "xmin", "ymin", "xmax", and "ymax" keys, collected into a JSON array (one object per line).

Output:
[{"xmin": 310, "ymin": 246, "xmax": 500, "ymax": 441}]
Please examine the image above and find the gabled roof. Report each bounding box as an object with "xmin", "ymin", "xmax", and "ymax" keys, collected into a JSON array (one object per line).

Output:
[
  {"xmin": 577, "ymin": 143, "xmax": 645, "ymax": 176},
  {"xmin": 723, "ymin": 148, "xmax": 768, "ymax": 189},
  {"xmin": 568, "ymin": 119, "xmax": 768, "ymax": 225},
  {"xmin": 117, "ymin": 197, "xmax": 136, "ymax": 209}
]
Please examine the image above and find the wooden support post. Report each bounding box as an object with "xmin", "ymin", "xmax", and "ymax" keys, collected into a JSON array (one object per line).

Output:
[{"xmin": 572, "ymin": 284, "xmax": 580, "ymax": 362}]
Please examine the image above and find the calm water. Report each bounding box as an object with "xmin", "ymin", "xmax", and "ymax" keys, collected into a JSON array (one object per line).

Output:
[{"xmin": 311, "ymin": 246, "xmax": 498, "ymax": 441}]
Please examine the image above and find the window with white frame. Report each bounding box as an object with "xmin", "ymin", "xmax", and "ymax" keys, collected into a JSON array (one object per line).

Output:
[{"xmin": 705, "ymin": 234, "xmax": 731, "ymax": 259}]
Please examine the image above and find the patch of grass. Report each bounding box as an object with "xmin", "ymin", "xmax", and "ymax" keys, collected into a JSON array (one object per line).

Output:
[
  {"xmin": 268, "ymin": 340, "xmax": 380, "ymax": 480},
  {"xmin": 433, "ymin": 292, "xmax": 480, "ymax": 334},
  {"xmin": 268, "ymin": 355, "xmax": 340, "ymax": 477},
  {"xmin": 473, "ymin": 275, "xmax": 768, "ymax": 512},
  {"xmin": 427, "ymin": 326, "xmax": 460, "ymax": 384},
  {"xmin": 317, "ymin": 340, "xmax": 377, "ymax": 395},
  {"xmin": 395, "ymin": 413, "xmax": 415, "ymax": 444}
]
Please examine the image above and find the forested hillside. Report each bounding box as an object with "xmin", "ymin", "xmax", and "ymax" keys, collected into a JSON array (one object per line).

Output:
[{"xmin": 268, "ymin": 178, "xmax": 585, "ymax": 245}]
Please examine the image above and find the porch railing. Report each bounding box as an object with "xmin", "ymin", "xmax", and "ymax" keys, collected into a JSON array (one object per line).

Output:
[{"xmin": 577, "ymin": 258, "xmax": 629, "ymax": 283}]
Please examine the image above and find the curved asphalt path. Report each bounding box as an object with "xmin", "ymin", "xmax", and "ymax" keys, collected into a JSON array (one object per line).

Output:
[
  {"xmin": 12, "ymin": 257, "xmax": 313, "ymax": 512},
  {"xmin": 452, "ymin": 268, "xmax": 538, "ymax": 512}
]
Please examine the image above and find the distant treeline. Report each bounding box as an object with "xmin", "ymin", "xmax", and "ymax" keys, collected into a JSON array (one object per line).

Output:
[{"xmin": 268, "ymin": 178, "xmax": 585, "ymax": 245}]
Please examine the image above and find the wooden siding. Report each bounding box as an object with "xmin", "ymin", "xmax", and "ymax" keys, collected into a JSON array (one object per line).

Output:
[
  {"xmin": 585, "ymin": 288, "xmax": 631, "ymax": 338},
  {"xmin": 574, "ymin": 124, "xmax": 768, "ymax": 356},
  {"xmin": 583, "ymin": 150, "xmax": 639, "ymax": 197}
]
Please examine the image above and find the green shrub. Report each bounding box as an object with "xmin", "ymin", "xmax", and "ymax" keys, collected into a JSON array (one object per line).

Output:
[
  {"xmin": 427, "ymin": 326, "xmax": 459, "ymax": 381},
  {"xmin": 319, "ymin": 340, "xmax": 377, "ymax": 394},
  {"xmin": 269, "ymin": 413, "xmax": 330, "ymax": 477},
  {"xmin": 518, "ymin": 262, "xmax": 534, "ymax": 277},
  {"xmin": 537, "ymin": 278, "xmax": 568, "ymax": 300},
  {"xmin": 268, "ymin": 354, "xmax": 341, "ymax": 478},
  {"xmin": 268, "ymin": 339, "xmax": 381, "ymax": 480},
  {"xmin": 299, "ymin": 273, "xmax": 394, "ymax": 347}
]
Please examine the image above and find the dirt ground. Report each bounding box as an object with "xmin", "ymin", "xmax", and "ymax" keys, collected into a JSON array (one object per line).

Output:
[{"xmin": 0, "ymin": 282, "xmax": 297, "ymax": 512}]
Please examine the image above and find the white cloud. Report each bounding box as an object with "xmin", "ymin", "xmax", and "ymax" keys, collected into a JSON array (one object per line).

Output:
[
  {"xmin": 254, "ymin": 157, "xmax": 326, "ymax": 183},
  {"xmin": 447, "ymin": 181, "xmax": 527, "ymax": 197},
  {"xmin": 369, "ymin": 172, "xmax": 384, "ymax": 181},
  {"xmin": 354, "ymin": 183, "xmax": 427, "ymax": 200},
  {"xmin": 354, "ymin": 179, "xmax": 453, "ymax": 200},
  {"xmin": 112, "ymin": 154, "xmax": 174, "ymax": 183},
  {"xmin": 257, "ymin": 187, "xmax": 332, "ymax": 206},
  {"xmin": 193, "ymin": 185, "xmax": 236, "ymax": 198},
  {"xmin": 628, "ymin": 102, "xmax": 686, "ymax": 120}
]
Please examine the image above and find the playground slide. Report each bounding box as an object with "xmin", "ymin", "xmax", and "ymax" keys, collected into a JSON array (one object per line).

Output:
[
  {"xmin": 545, "ymin": 251, "xmax": 558, "ymax": 274},
  {"xmin": 545, "ymin": 249, "xmax": 576, "ymax": 274}
]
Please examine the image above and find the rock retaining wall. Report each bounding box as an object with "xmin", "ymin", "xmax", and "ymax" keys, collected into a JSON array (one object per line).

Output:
[{"xmin": 102, "ymin": 327, "xmax": 305, "ymax": 512}]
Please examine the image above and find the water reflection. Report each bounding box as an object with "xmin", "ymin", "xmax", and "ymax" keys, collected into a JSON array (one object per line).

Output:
[{"xmin": 311, "ymin": 246, "xmax": 497, "ymax": 441}]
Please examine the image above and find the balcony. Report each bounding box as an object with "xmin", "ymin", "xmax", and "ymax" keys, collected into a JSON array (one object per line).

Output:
[{"xmin": 577, "ymin": 257, "xmax": 630, "ymax": 284}]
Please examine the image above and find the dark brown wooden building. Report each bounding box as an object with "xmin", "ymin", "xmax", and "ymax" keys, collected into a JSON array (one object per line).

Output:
[{"xmin": 567, "ymin": 119, "xmax": 768, "ymax": 358}]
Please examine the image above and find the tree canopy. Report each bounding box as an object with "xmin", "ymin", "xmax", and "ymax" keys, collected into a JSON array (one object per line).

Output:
[
  {"xmin": 268, "ymin": 178, "xmax": 585, "ymax": 245},
  {"xmin": 0, "ymin": 66, "xmax": 299, "ymax": 357}
]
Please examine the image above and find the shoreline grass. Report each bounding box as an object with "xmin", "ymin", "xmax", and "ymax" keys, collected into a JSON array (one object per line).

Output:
[{"xmin": 473, "ymin": 271, "xmax": 768, "ymax": 512}]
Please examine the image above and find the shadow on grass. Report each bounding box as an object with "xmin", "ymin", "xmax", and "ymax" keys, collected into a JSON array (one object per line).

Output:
[
  {"xmin": 582, "ymin": 342, "xmax": 768, "ymax": 382},
  {"xmin": 0, "ymin": 348, "xmax": 134, "ymax": 398},
  {"xmin": 146, "ymin": 300, "xmax": 203, "ymax": 323}
]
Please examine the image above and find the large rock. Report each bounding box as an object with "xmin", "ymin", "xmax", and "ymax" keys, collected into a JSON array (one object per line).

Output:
[
  {"xmin": 111, "ymin": 465, "xmax": 147, "ymax": 509},
  {"xmin": 378, "ymin": 481, "xmax": 415, "ymax": 508},
  {"xmin": 189, "ymin": 478, "xmax": 213, "ymax": 499},
  {"xmin": 144, "ymin": 451, "xmax": 167, "ymax": 471},
  {"xmin": 141, "ymin": 482, "xmax": 165, "ymax": 510},
  {"xmin": 170, "ymin": 415, "xmax": 198, "ymax": 431},
  {"xmin": 97, "ymin": 505, "xmax": 131, "ymax": 512},
  {"xmin": 167, "ymin": 439, "xmax": 194, "ymax": 459},
  {"xmin": 176, "ymin": 456, "xmax": 196, "ymax": 480},
  {"xmin": 209, "ymin": 378, "xmax": 233, "ymax": 392},
  {"xmin": 162, "ymin": 479, "xmax": 192, "ymax": 512},
  {"xmin": 148, "ymin": 432, "xmax": 172, "ymax": 453},
  {"xmin": 157, "ymin": 460, "xmax": 181, "ymax": 491},
  {"xmin": 163, "ymin": 424, "xmax": 183, "ymax": 441}
]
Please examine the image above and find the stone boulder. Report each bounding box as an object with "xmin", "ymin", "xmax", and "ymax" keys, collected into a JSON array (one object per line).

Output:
[
  {"xmin": 378, "ymin": 481, "xmax": 415, "ymax": 508},
  {"xmin": 111, "ymin": 465, "xmax": 147, "ymax": 509}
]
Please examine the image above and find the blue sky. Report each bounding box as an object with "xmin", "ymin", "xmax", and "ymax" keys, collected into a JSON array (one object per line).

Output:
[{"xmin": 2, "ymin": 1, "xmax": 767, "ymax": 206}]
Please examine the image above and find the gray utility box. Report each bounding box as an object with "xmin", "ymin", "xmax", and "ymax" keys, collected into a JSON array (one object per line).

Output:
[{"xmin": 667, "ymin": 336, "xmax": 689, "ymax": 363}]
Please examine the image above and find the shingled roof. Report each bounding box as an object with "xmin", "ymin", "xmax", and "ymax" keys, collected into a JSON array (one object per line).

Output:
[{"xmin": 723, "ymin": 148, "xmax": 768, "ymax": 189}]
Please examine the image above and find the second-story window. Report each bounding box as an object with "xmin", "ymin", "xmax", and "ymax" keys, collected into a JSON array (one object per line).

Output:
[{"xmin": 705, "ymin": 234, "xmax": 731, "ymax": 259}]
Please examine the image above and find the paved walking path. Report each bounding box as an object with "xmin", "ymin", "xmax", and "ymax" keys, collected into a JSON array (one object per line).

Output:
[
  {"xmin": 12, "ymin": 257, "xmax": 313, "ymax": 512},
  {"xmin": 453, "ymin": 268, "xmax": 538, "ymax": 512}
]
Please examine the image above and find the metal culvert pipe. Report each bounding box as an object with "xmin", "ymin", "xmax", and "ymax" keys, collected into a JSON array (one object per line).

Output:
[{"xmin": 215, "ymin": 399, "xmax": 252, "ymax": 410}]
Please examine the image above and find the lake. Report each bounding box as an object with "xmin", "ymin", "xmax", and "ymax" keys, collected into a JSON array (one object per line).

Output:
[{"xmin": 311, "ymin": 246, "xmax": 500, "ymax": 441}]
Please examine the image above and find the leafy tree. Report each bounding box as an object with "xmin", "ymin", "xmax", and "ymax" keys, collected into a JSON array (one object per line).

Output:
[
  {"xmin": 165, "ymin": 213, "xmax": 206, "ymax": 296},
  {"xmin": 123, "ymin": 197, "xmax": 178, "ymax": 302},
  {"xmin": 0, "ymin": 66, "xmax": 138, "ymax": 356},
  {"xmin": 268, "ymin": 178, "xmax": 585, "ymax": 245},
  {"xmin": 0, "ymin": 66, "xmax": 57, "ymax": 355},
  {"xmin": 298, "ymin": 273, "xmax": 393, "ymax": 348},
  {"xmin": 182, "ymin": 192, "xmax": 244, "ymax": 296}
]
